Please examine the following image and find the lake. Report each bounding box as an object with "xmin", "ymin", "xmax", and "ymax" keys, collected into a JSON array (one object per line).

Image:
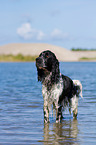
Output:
[{"xmin": 0, "ymin": 62, "xmax": 96, "ymax": 145}]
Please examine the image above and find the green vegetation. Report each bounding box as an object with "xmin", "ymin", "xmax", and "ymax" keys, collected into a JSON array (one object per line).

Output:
[
  {"xmin": 80, "ymin": 57, "xmax": 96, "ymax": 61},
  {"xmin": 71, "ymin": 48, "xmax": 96, "ymax": 51},
  {"xmin": 0, "ymin": 54, "xmax": 38, "ymax": 62}
]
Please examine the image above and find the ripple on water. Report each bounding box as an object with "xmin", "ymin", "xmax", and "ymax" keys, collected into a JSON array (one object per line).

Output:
[{"xmin": 0, "ymin": 62, "xmax": 96, "ymax": 144}]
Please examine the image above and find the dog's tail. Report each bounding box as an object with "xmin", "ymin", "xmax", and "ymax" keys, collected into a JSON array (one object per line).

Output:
[{"xmin": 73, "ymin": 80, "xmax": 83, "ymax": 98}]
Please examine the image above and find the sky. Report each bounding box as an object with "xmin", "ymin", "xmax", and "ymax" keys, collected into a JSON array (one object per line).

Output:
[{"xmin": 0, "ymin": 0, "xmax": 96, "ymax": 49}]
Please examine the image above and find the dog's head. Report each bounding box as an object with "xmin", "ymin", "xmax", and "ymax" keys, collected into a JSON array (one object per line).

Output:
[{"xmin": 36, "ymin": 50, "xmax": 60, "ymax": 85}]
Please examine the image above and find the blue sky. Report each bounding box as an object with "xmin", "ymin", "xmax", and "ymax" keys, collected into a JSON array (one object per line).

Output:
[{"xmin": 0, "ymin": 0, "xmax": 96, "ymax": 49}]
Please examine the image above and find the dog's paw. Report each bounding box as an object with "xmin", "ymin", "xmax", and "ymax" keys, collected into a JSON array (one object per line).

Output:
[{"xmin": 44, "ymin": 118, "xmax": 50, "ymax": 123}]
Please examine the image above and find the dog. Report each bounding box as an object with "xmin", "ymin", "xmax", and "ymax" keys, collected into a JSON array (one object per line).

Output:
[{"xmin": 36, "ymin": 50, "xmax": 83, "ymax": 123}]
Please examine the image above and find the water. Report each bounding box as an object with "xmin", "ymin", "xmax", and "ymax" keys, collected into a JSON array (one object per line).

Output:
[{"xmin": 0, "ymin": 62, "xmax": 96, "ymax": 145}]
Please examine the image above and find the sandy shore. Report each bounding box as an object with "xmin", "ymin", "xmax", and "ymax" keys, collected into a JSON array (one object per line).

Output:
[
  {"xmin": 73, "ymin": 51, "xmax": 96, "ymax": 60},
  {"xmin": 0, "ymin": 43, "xmax": 96, "ymax": 61}
]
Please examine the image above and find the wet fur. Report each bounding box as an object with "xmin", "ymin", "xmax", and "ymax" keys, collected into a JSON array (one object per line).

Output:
[{"xmin": 36, "ymin": 50, "xmax": 83, "ymax": 123}]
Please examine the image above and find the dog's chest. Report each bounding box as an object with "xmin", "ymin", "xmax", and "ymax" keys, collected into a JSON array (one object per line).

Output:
[{"xmin": 42, "ymin": 77, "xmax": 63, "ymax": 108}]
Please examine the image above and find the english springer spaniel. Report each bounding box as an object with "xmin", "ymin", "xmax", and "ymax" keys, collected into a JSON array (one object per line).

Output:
[{"xmin": 36, "ymin": 50, "xmax": 83, "ymax": 123}]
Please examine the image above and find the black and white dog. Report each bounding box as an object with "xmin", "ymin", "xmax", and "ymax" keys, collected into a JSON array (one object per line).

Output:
[{"xmin": 36, "ymin": 50, "xmax": 83, "ymax": 123}]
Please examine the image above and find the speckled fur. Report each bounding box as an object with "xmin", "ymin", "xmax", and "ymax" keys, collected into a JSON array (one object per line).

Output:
[
  {"xmin": 42, "ymin": 74, "xmax": 63, "ymax": 112},
  {"xmin": 36, "ymin": 50, "xmax": 83, "ymax": 123}
]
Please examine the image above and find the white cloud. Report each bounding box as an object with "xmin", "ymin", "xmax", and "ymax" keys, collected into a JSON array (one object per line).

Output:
[
  {"xmin": 51, "ymin": 29, "xmax": 69, "ymax": 40},
  {"xmin": 36, "ymin": 31, "xmax": 45, "ymax": 40},
  {"xmin": 17, "ymin": 24, "xmax": 71, "ymax": 42},
  {"xmin": 17, "ymin": 22, "xmax": 45, "ymax": 40}
]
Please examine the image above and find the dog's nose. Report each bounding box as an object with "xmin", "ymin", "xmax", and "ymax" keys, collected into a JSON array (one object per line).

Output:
[{"xmin": 36, "ymin": 57, "xmax": 42, "ymax": 64}]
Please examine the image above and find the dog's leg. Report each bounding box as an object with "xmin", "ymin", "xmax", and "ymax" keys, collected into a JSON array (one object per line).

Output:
[
  {"xmin": 43, "ymin": 106, "xmax": 49, "ymax": 123},
  {"xmin": 56, "ymin": 106, "xmax": 62, "ymax": 123},
  {"xmin": 73, "ymin": 108, "xmax": 78, "ymax": 118},
  {"xmin": 70, "ymin": 95, "xmax": 79, "ymax": 118}
]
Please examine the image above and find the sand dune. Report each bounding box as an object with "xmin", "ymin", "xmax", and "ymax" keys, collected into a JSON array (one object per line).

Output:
[
  {"xmin": 73, "ymin": 51, "xmax": 96, "ymax": 60},
  {"xmin": 0, "ymin": 43, "xmax": 96, "ymax": 61},
  {"xmin": 0, "ymin": 43, "xmax": 78, "ymax": 61}
]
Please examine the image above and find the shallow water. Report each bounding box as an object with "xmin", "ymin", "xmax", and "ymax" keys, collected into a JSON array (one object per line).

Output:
[{"xmin": 0, "ymin": 62, "xmax": 96, "ymax": 145}]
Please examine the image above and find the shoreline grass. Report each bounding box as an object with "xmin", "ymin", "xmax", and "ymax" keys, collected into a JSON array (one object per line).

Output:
[
  {"xmin": 0, "ymin": 54, "xmax": 96, "ymax": 62},
  {"xmin": 80, "ymin": 57, "xmax": 96, "ymax": 61},
  {"xmin": 0, "ymin": 54, "xmax": 38, "ymax": 62},
  {"xmin": 71, "ymin": 48, "xmax": 96, "ymax": 51}
]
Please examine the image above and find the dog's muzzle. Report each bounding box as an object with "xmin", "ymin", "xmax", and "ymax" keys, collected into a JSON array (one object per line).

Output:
[{"xmin": 36, "ymin": 57, "xmax": 46, "ymax": 69}]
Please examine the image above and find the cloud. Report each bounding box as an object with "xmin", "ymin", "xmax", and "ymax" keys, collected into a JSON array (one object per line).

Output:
[
  {"xmin": 51, "ymin": 29, "xmax": 69, "ymax": 40},
  {"xmin": 17, "ymin": 23, "xmax": 71, "ymax": 42},
  {"xmin": 17, "ymin": 22, "xmax": 45, "ymax": 40}
]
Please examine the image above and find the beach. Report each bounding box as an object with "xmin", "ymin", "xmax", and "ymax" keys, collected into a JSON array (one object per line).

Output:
[{"xmin": 0, "ymin": 43, "xmax": 96, "ymax": 61}]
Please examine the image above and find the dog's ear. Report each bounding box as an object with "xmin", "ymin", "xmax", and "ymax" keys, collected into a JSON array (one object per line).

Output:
[
  {"xmin": 37, "ymin": 69, "xmax": 44, "ymax": 82},
  {"xmin": 51, "ymin": 58, "xmax": 60, "ymax": 83}
]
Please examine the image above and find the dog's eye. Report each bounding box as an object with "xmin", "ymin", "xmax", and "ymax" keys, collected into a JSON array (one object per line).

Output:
[{"xmin": 45, "ymin": 53, "xmax": 49, "ymax": 58}]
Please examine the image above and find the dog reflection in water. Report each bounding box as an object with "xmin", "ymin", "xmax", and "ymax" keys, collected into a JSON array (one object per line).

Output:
[
  {"xmin": 36, "ymin": 50, "xmax": 83, "ymax": 123},
  {"xmin": 42, "ymin": 119, "xmax": 78, "ymax": 144}
]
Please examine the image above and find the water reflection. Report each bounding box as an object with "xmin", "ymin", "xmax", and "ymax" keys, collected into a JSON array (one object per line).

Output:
[
  {"xmin": 0, "ymin": 62, "xmax": 96, "ymax": 144},
  {"xmin": 43, "ymin": 119, "xmax": 79, "ymax": 145}
]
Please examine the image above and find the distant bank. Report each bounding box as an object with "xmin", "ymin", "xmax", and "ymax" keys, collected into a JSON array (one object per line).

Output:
[{"xmin": 0, "ymin": 43, "xmax": 96, "ymax": 62}]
